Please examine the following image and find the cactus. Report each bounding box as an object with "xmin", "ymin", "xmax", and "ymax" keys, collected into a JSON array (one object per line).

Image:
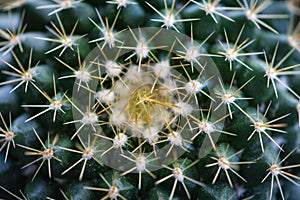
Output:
[{"xmin": 0, "ymin": 0, "xmax": 300, "ymax": 199}]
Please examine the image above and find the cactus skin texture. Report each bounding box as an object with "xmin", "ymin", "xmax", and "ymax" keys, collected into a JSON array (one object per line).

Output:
[{"xmin": 0, "ymin": 0, "xmax": 300, "ymax": 200}]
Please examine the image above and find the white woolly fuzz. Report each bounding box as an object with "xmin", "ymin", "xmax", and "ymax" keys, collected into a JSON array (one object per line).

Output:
[
  {"xmin": 168, "ymin": 131, "xmax": 183, "ymax": 146},
  {"xmin": 204, "ymin": 3, "xmax": 216, "ymax": 14},
  {"xmin": 74, "ymin": 70, "xmax": 91, "ymax": 83},
  {"xmin": 287, "ymin": 36, "xmax": 298, "ymax": 49},
  {"xmin": 199, "ymin": 121, "xmax": 214, "ymax": 134},
  {"xmin": 222, "ymin": 94, "xmax": 236, "ymax": 105},
  {"xmin": 270, "ymin": 164, "xmax": 281, "ymax": 175},
  {"xmin": 42, "ymin": 148, "xmax": 53, "ymax": 160},
  {"xmin": 185, "ymin": 80, "xmax": 203, "ymax": 94},
  {"xmin": 143, "ymin": 127, "xmax": 160, "ymax": 144},
  {"xmin": 154, "ymin": 60, "xmax": 170, "ymax": 78},
  {"xmin": 116, "ymin": 0, "xmax": 128, "ymax": 7},
  {"xmin": 61, "ymin": 0, "xmax": 72, "ymax": 9},
  {"xmin": 123, "ymin": 65, "xmax": 143, "ymax": 84},
  {"xmin": 113, "ymin": 133, "xmax": 128, "ymax": 148},
  {"xmin": 172, "ymin": 101, "xmax": 193, "ymax": 116},
  {"xmin": 81, "ymin": 112, "xmax": 98, "ymax": 125},
  {"xmin": 173, "ymin": 166, "xmax": 184, "ymax": 182},
  {"xmin": 105, "ymin": 60, "xmax": 122, "ymax": 77},
  {"xmin": 136, "ymin": 155, "xmax": 147, "ymax": 172},
  {"xmin": 218, "ymin": 157, "xmax": 230, "ymax": 169},
  {"xmin": 49, "ymin": 100, "xmax": 62, "ymax": 110},
  {"xmin": 162, "ymin": 79, "xmax": 178, "ymax": 94},
  {"xmin": 225, "ymin": 49, "xmax": 237, "ymax": 61},
  {"xmin": 163, "ymin": 13, "xmax": 175, "ymax": 28},
  {"xmin": 185, "ymin": 47, "xmax": 199, "ymax": 63},
  {"xmin": 266, "ymin": 67, "xmax": 277, "ymax": 79},
  {"xmin": 104, "ymin": 31, "xmax": 116, "ymax": 48},
  {"xmin": 254, "ymin": 122, "xmax": 266, "ymax": 132},
  {"xmin": 108, "ymin": 185, "xmax": 120, "ymax": 199},
  {"xmin": 21, "ymin": 71, "xmax": 33, "ymax": 81},
  {"xmin": 95, "ymin": 89, "xmax": 115, "ymax": 104},
  {"xmin": 246, "ymin": 10, "xmax": 257, "ymax": 21},
  {"xmin": 5, "ymin": 132, "xmax": 14, "ymax": 141},
  {"xmin": 82, "ymin": 148, "xmax": 94, "ymax": 160},
  {"xmin": 62, "ymin": 36, "xmax": 74, "ymax": 47},
  {"xmin": 110, "ymin": 111, "xmax": 127, "ymax": 127},
  {"xmin": 135, "ymin": 39, "xmax": 149, "ymax": 59}
]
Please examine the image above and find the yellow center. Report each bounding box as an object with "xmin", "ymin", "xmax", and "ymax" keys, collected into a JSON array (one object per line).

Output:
[{"xmin": 128, "ymin": 84, "xmax": 173, "ymax": 130}]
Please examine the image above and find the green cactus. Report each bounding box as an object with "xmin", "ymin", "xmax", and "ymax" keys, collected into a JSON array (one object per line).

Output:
[{"xmin": 0, "ymin": 0, "xmax": 300, "ymax": 199}]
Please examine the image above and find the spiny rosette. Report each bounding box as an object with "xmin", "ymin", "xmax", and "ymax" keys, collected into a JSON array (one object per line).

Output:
[{"xmin": 71, "ymin": 27, "xmax": 222, "ymax": 174}]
